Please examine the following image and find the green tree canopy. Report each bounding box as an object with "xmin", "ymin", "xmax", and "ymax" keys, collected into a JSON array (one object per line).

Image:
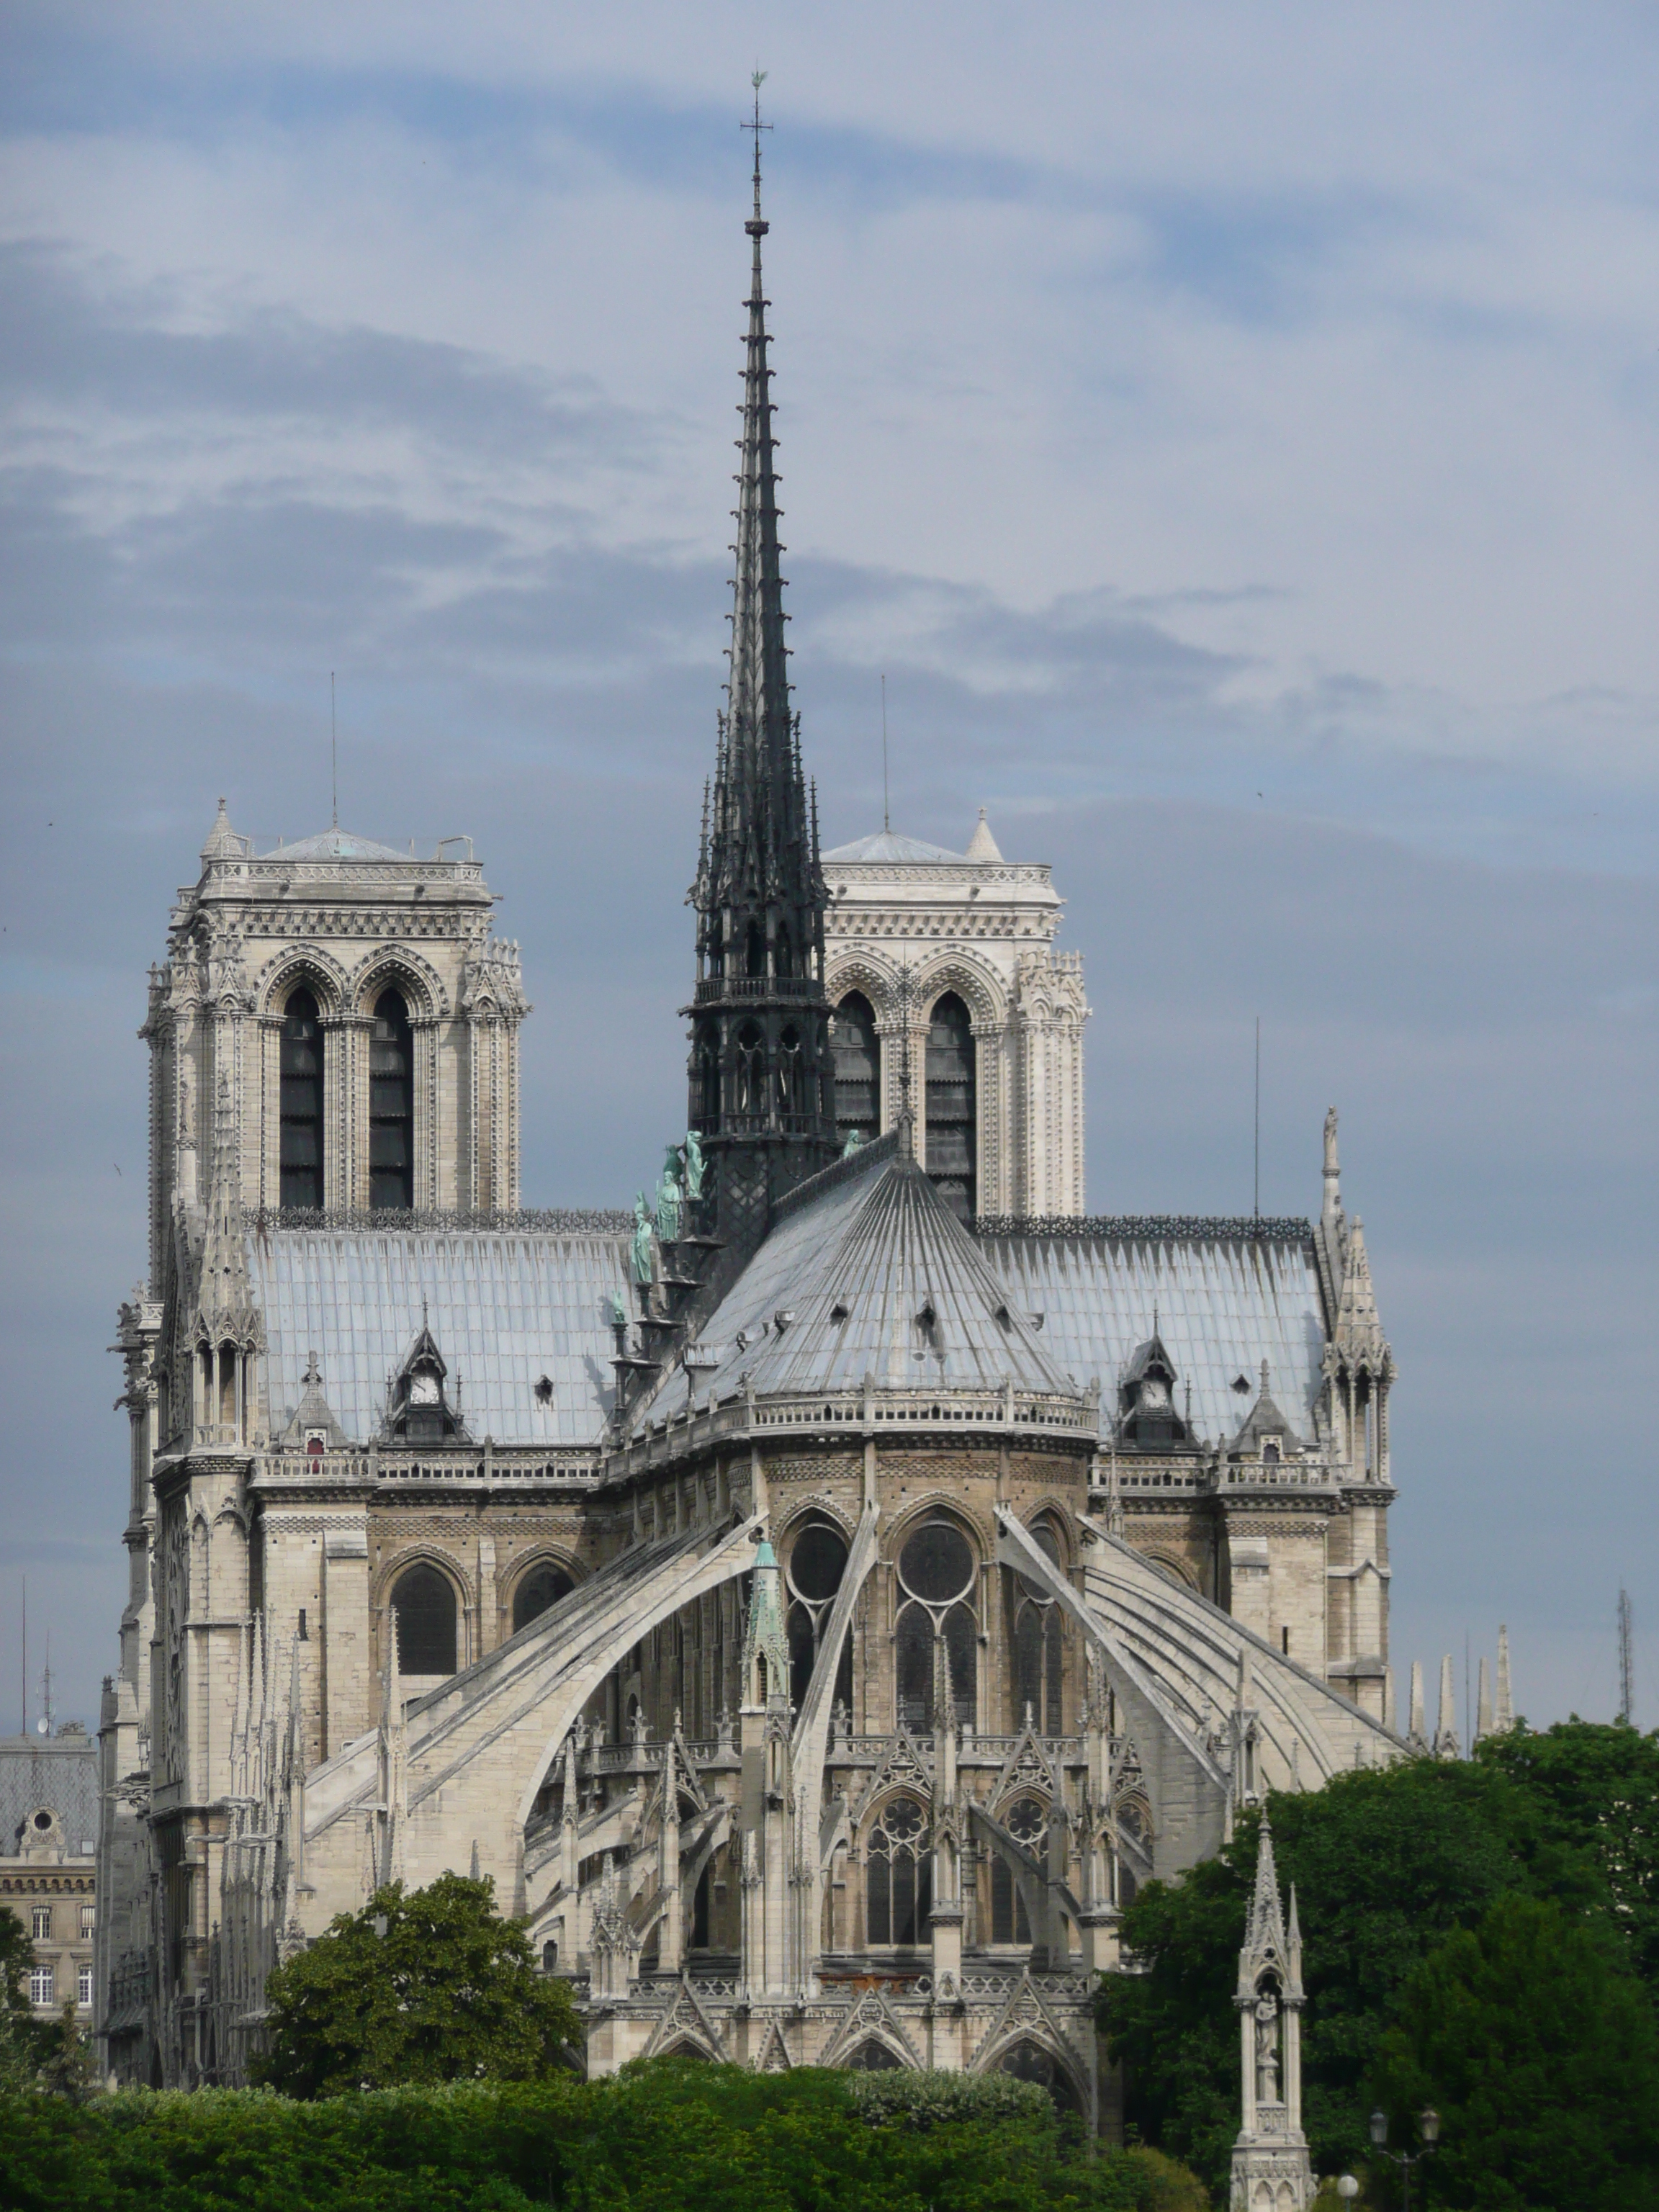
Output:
[
  {"xmin": 1370, "ymin": 1891, "xmax": 1659, "ymax": 2210},
  {"xmin": 0, "ymin": 1908, "xmax": 45, "ymax": 2090},
  {"xmin": 256, "ymin": 1872, "xmax": 581, "ymax": 2098},
  {"xmin": 1099, "ymin": 1727, "xmax": 1659, "ymax": 2192}
]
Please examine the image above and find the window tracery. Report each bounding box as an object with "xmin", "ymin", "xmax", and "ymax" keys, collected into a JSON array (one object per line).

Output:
[
  {"xmin": 784, "ymin": 1519, "xmax": 851, "ymax": 1713},
  {"xmin": 894, "ymin": 1518, "xmax": 978, "ymax": 1732},
  {"xmin": 865, "ymin": 1793, "xmax": 931, "ymax": 1948},
  {"xmin": 1011, "ymin": 1521, "xmax": 1065, "ymax": 1733}
]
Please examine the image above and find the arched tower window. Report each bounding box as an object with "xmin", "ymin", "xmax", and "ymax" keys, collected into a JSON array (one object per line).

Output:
[
  {"xmin": 693, "ymin": 1023, "xmax": 720, "ymax": 1132},
  {"xmin": 777, "ymin": 1025, "xmax": 804, "ymax": 1118},
  {"xmin": 785, "ymin": 1519, "xmax": 853, "ymax": 1714},
  {"xmin": 894, "ymin": 1518, "xmax": 978, "ymax": 1732},
  {"xmin": 279, "ymin": 988, "xmax": 324, "ymax": 1210},
  {"xmin": 745, "ymin": 920, "xmax": 765, "ymax": 979},
  {"xmin": 369, "ymin": 989, "xmax": 413, "ymax": 1210},
  {"xmin": 1011, "ymin": 1522, "xmax": 1066, "ymax": 1734},
  {"xmin": 925, "ymin": 993, "xmax": 976, "ymax": 1222},
  {"xmin": 512, "ymin": 1562, "xmax": 575, "ymax": 1634},
  {"xmin": 734, "ymin": 1022, "xmax": 765, "ymax": 1120},
  {"xmin": 830, "ymin": 992, "xmax": 880, "ymax": 1147},
  {"xmin": 865, "ymin": 1794, "xmax": 931, "ymax": 1947},
  {"xmin": 390, "ymin": 1563, "xmax": 457, "ymax": 1676}
]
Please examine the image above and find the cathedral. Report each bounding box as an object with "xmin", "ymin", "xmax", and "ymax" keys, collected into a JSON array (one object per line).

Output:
[{"xmin": 94, "ymin": 130, "xmax": 1400, "ymax": 2158}]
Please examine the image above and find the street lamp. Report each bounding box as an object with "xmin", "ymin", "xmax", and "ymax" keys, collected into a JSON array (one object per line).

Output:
[
  {"xmin": 1336, "ymin": 2180, "xmax": 1359, "ymax": 2203},
  {"xmin": 1369, "ymin": 2108, "xmax": 1441, "ymax": 2212}
]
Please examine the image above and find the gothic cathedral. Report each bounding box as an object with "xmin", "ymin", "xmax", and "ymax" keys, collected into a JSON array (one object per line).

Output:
[{"xmin": 96, "ymin": 134, "xmax": 1398, "ymax": 2162}]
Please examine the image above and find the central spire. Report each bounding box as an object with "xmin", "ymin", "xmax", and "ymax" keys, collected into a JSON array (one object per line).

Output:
[{"xmin": 685, "ymin": 84, "xmax": 839, "ymax": 1259}]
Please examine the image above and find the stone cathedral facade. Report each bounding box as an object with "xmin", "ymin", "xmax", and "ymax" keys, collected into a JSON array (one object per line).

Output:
[{"xmin": 96, "ymin": 145, "xmax": 1401, "ymax": 2125}]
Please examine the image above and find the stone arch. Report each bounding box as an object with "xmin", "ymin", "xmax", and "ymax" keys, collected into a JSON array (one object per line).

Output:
[
  {"xmin": 376, "ymin": 1545, "xmax": 471, "ymax": 1675},
  {"xmin": 824, "ymin": 950, "xmax": 904, "ymax": 1024},
  {"xmin": 910, "ymin": 948, "xmax": 1006, "ymax": 1033},
  {"xmin": 253, "ymin": 944, "xmax": 351, "ymax": 1021},
  {"xmin": 348, "ymin": 943, "xmax": 449, "ymax": 1022},
  {"xmin": 1143, "ymin": 1549, "xmax": 1200, "ymax": 1593},
  {"xmin": 505, "ymin": 1548, "xmax": 584, "ymax": 1640},
  {"xmin": 843, "ymin": 2037, "xmax": 908, "ymax": 2072},
  {"xmin": 976, "ymin": 2029, "xmax": 1086, "ymax": 2115},
  {"xmin": 884, "ymin": 1488, "xmax": 996, "ymax": 1560}
]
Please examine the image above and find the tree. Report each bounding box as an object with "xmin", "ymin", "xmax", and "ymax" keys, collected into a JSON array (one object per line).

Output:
[
  {"xmin": 1477, "ymin": 1718, "xmax": 1659, "ymax": 1987},
  {"xmin": 1368, "ymin": 1892, "xmax": 1659, "ymax": 2211},
  {"xmin": 0, "ymin": 1909, "xmax": 45, "ymax": 2090},
  {"xmin": 256, "ymin": 1872, "xmax": 582, "ymax": 2098},
  {"xmin": 1099, "ymin": 1752, "xmax": 1605, "ymax": 2190},
  {"xmin": 37, "ymin": 2000, "xmax": 96, "ymax": 2103}
]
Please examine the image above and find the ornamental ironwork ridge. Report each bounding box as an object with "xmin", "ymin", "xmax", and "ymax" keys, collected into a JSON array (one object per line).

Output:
[
  {"xmin": 974, "ymin": 1213, "xmax": 1313, "ymax": 1243},
  {"xmin": 250, "ymin": 1205, "xmax": 633, "ymax": 1236}
]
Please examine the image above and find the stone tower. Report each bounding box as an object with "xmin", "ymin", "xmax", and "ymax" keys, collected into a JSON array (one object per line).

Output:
[{"xmin": 685, "ymin": 118, "xmax": 838, "ymax": 1258}]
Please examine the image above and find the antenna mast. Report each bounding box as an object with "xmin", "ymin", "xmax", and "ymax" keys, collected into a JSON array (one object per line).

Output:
[
  {"xmin": 1253, "ymin": 1017, "xmax": 1261, "ymax": 1220},
  {"xmin": 881, "ymin": 673, "xmax": 890, "ymax": 833},
  {"xmin": 331, "ymin": 670, "xmax": 338, "ymax": 828},
  {"xmin": 1619, "ymin": 1587, "xmax": 1635, "ymax": 1725}
]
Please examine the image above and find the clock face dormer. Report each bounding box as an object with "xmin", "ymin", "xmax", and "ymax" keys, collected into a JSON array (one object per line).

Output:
[{"xmin": 385, "ymin": 1323, "xmax": 467, "ymax": 1444}]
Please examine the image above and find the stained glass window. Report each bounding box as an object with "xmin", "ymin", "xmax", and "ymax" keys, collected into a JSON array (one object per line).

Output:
[
  {"xmin": 513, "ymin": 1563, "xmax": 575, "ymax": 1633},
  {"xmin": 866, "ymin": 1795, "xmax": 931, "ymax": 1947},
  {"xmin": 391, "ymin": 1563, "xmax": 457, "ymax": 1675}
]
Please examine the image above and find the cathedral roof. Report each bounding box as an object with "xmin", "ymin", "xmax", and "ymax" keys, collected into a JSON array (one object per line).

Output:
[
  {"xmin": 263, "ymin": 827, "xmax": 415, "ymax": 862},
  {"xmin": 248, "ymin": 1223, "xmax": 629, "ymax": 1446},
  {"xmin": 822, "ymin": 830, "xmax": 964, "ymax": 863},
  {"xmin": 657, "ymin": 1143, "xmax": 1075, "ymax": 1411},
  {"xmin": 975, "ymin": 1224, "xmax": 1324, "ymax": 1445}
]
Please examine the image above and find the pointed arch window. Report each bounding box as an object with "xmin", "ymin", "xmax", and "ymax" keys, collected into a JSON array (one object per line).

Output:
[
  {"xmin": 369, "ymin": 989, "xmax": 413, "ymax": 1209},
  {"xmin": 390, "ymin": 1563, "xmax": 457, "ymax": 1676},
  {"xmin": 1011, "ymin": 1522, "xmax": 1066, "ymax": 1733},
  {"xmin": 925, "ymin": 993, "xmax": 976, "ymax": 1221},
  {"xmin": 989, "ymin": 1793, "xmax": 1043, "ymax": 1946},
  {"xmin": 830, "ymin": 992, "xmax": 880, "ymax": 1146},
  {"xmin": 279, "ymin": 988, "xmax": 324, "ymax": 1209},
  {"xmin": 894, "ymin": 1518, "xmax": 978, "ymax": 1732},
  {"xmin": 776, "ymin": 1025, "xmax": 805, "ymax": 1117},
  {"xmin": 785, "ymin": 1519, "xmax": 852, "ymax": 1714},
  {"xmin": 512, "ymin": 1562, "xmax": 575, "ymax": 1634},
  {"xmin": 866, "ymin": 1794, "xmax": 931, "ymax": 1948}
]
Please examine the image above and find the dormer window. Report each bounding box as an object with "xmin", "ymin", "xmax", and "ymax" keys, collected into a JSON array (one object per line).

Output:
[
  {"xmin": 386, "ymin": 1322, "xmax": 466, "ymax": 1444},
  {"xmin": 1119, "ymin": 1331, "xmax": 1189, "ymax": 1449},
  {"xmin": 1262, "ymin": 1439, "xmax": 1282, "ymax": 1465}
]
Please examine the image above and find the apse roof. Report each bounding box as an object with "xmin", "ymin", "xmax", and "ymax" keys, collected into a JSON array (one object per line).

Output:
[
  {"xmin": 651, "ymin": 1143, "xmax": 1074, "ymax": 1416},
  {"xmin": 248, "ymin": 1224, "xmax": 630, "ymax": 1446},
  {"xmin": 974, "ymin": 1227, "xmax": 1326, "ymax": 1446},
  {"xmin": 822, "ymin": 830, "xmax": 963, "ymax": 863}
]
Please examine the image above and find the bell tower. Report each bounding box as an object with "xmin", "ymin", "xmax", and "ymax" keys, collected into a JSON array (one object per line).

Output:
[{"xmin": 685, "ymin": 92, "xmax": 839, "ymax": 1257}]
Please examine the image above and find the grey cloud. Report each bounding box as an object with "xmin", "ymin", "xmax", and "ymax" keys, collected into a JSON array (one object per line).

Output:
[{"xmin": 0, "ymin": 240, "xmax": 648, "ymax": 462}]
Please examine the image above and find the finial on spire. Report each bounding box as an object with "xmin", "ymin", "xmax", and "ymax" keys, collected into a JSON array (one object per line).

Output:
[{"xmin": 742, "ymin": 71, "xmax": 771, "ymax": 233}]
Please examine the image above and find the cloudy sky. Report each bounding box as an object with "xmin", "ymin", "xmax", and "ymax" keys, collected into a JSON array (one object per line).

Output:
[{"xmin": 2, "ymin": 2, "xmax": 1655, "ymax": 1735}]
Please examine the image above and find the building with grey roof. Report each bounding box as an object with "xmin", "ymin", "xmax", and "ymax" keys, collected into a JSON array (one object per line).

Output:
[
  {"xmin": 97, "ymin": 124, "xmax": 1397, "ymax": 2156},
  {"xmin": 1, "ymin": 1728, "xmax": 98, "ymax": 2025}
]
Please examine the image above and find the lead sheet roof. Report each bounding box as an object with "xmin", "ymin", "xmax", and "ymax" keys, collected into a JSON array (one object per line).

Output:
[
  {"xmin": 975, "ymin": 1230, "xmax": 1326, "ymax": 1444},
  {"xmin": 248, "ymin": 1227, "xmax": 630, "ymax": 1446},
  {"xmin": 651, "ymin": 1149, "xmax": 1073, "ymax": 1421}
]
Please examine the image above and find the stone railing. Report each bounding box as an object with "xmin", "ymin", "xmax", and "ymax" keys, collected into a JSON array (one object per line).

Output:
[
  {"xmin": 608, "ymin": 1382, "xmax": 1095, "ymax": 1481},
  {"xmin": 253, "ymin": 1446, "xmax": 601, "ymax": 1489}
]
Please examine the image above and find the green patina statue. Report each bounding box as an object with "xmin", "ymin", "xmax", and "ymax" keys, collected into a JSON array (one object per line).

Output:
[
  {"xmin": 683, "ymin": 1129, "xmax": 706, "ymax": 1200},
  {"xmin": 630, "ymin": 1195, "xmax": 655, "ymax": 1285},
  {"xmin": 655, "ymin": 1165, "xmax": 683, "ymax": 1243}
]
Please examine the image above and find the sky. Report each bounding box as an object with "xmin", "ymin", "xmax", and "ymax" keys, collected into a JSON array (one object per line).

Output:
[{"xmin": 1, "ymin": 1, "xmax": 1655, "ymax": 1737}]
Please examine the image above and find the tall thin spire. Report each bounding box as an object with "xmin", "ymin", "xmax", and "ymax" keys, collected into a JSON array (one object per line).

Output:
[{"xmin": 684, "ymin": 81, "xmax": 839, "ymax": 1248}]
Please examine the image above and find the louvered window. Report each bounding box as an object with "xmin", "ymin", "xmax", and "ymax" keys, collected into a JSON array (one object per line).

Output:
[
  {"xmin": 369, "ymin": 989, "xmax": 413, "ymax": 1209},
  {"xmin": 279, "ymin": 989, "xmax": 323, "ymax": 1209},
  {"xmin": 830, "ymin": 992, "xmax": 880, "ymax": 1146},
  {"xmin": 925, "ymin": 993, "xmax": 976, "ymax": 1220}
]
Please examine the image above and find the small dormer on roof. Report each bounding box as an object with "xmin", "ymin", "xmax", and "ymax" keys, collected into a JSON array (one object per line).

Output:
[
  {"xmin": 279, "ymin": 1352, "xmax": 351, "ymax": 1457},
  {"xmin": 1231, "ymin": 1359, "xmax": 1302, "ymax": 1465},
  {"xmin": 384, "ymin": 1316, "xmax": 469, "ymax": 1444},
  {"xmin": 1118, "ymin": 1328, "xmax": 1190, "ymax": 1448}
]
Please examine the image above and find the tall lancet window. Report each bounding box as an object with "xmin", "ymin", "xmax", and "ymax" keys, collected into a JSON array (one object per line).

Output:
[
  {"xmin": 894, "ymin": 1518, "xmax": 978, "ymax": 1732},
  {"xmin": 369, "ymin": 989, "xmax": 413, "ymax": 1208},
  {"xmin": 925, "ymin": 993, "xmax": 976, "ymax": 1221},
  {"xmin": 279, "ymin": 988, "xmax": 324, "ymax": 1210},
  {"xmin": 830, "ymin": 992, "xmax": 881, "ymax": 1147}
]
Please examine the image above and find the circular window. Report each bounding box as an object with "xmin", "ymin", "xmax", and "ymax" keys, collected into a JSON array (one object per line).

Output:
[
  {"xmin": 899, "ymin": 1521, "xmax": 974, "ymax": 1604},
  {"xmin": 32, "ymin": 1810, "xmax": 52, "ymax": 1833},
  {"xmin": 879, "ymin": 1795, "xmax": 925, "ymax": 1843},
  {"xmin": 788, "ymin": 1522, "xmax": 848, "ymax": 1603},
  {"xmin": 1005, "ymin": 1797, "xmax": 1046, "ymax": 1845}
]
